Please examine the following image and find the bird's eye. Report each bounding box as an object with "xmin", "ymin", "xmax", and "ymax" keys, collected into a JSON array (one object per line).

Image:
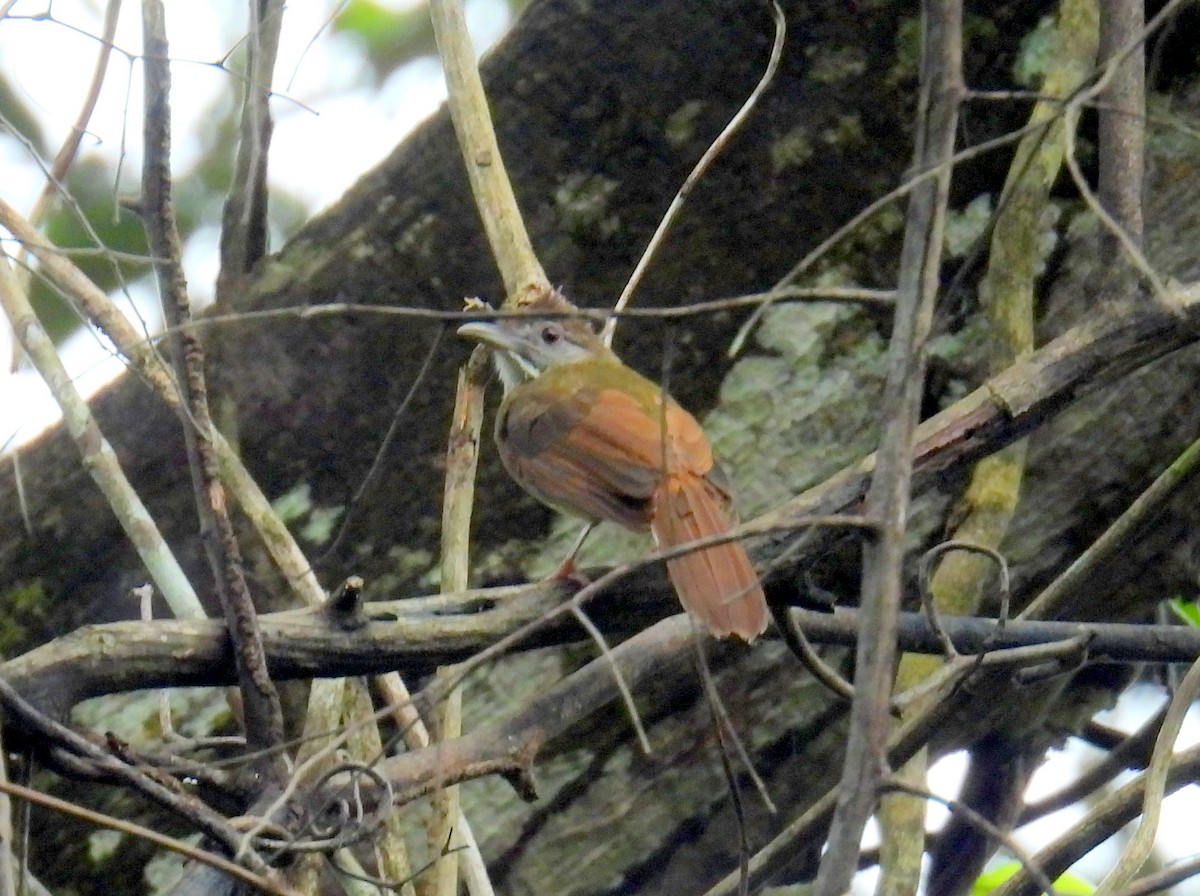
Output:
[{"xmin": 540, "ymin": 325, "xmax": 561, "ymax": 345}]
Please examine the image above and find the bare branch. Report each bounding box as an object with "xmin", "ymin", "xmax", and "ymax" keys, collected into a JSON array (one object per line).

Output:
[
  {"xmin": 0, "ymin": 249, "xmax": 203, "ymax": 620},
  {"xmin": 8, "ymin": 591, "xmax": 1200, "ymax": 731},
  {"xmin": 602, "ymin": 0, "xmax": 786, "ymax": 346},
  {"xmin": 0, "ymin": 779, "xmax": 293, "ymax": 896},
  {"xmin": 12, "ymin": 0, "xmax": 121, "ymax": 303},
  {"xmin": 425, "ymin": 346, "xmax": 491, "ymax": 896},
  {"xmin": 991, "ymin": 742, "xmax": 1200, "ymax": 896},
  {"xmin": 1020, "ymin": 703, "xmax": 1164, "ymax": 824},
  {"xmin": 1095, "ymin": 649, "xmax": 1200, "ymax": 892},
  {"xmin": 0, "ymin": 672, "xmax": 276, "ymax": 879},
  {"xmin": 428, "ymin": 0, "xmax": 548, "ymax": 303},
  {"xmin": 216, "ymin": 0, "xmax": 285, "ymax": 299},
  {"xmin": 1098, "ymin": 0, "xmax": 1145, "ymax": 251},
  {"xmin": 814, "ymin": 4, "xmax": 962, "ymax": 891},
  {"xmin": 141, "ymin": 0, "xmax": 287, "ymax": 775},
  {"xmin": 1019, "ymin": 424, "xmax": 1200, "ymax": 622}
]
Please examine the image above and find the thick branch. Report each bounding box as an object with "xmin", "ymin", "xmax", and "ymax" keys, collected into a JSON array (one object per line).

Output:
[
  {"xmin": 759, "ymin": 283, "xmax": 1200, "ymax": 538},
  {"xmin": 7, "ymin": 592, "xmax": 1200, "ymax": 724}
]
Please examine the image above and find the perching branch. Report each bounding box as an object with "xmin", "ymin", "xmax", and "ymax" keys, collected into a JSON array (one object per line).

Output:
[{"xmin": 9, "ymin": 592, "xmax": 1200, "ymax": 731}]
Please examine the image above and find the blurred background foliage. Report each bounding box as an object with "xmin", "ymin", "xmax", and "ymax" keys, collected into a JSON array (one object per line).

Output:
[{"xmin": 333, "ymin": 0, "xmax": 530, "ymax": 77}]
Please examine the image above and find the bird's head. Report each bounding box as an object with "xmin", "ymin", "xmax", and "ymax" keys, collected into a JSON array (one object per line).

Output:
[{"xmin": 458, "ymin": 292, "xmax": 606, "ymax": 392}]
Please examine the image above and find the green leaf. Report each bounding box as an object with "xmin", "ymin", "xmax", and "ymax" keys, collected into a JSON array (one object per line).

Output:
[
  {"xmin": 0, "ymin": 74, "xmax": 47, "ymax": 154},
  {"xmin": 31, "ymin": 157, "xmax": 152, "ymax": 343},
  {"xmin": 1168, "ymin": 597, "xmax": 1200, "ymax": 628},
  {"xmin": 974, "ymin": 863, "xmax": 1093, "ymax": 896},
  {"xmin": 333, "ymin": 0, "xmax": 437, "ymax": 79}
]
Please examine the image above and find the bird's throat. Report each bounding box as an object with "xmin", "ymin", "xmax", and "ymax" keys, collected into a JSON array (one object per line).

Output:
[{"xmin": 492, "ymin": 350, "xmax": 539, "ymax": 394}]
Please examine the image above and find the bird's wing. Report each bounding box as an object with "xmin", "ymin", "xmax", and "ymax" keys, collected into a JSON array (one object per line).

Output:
[{"xmin": 499, "ymin": 380, "xmax": 711, "ymax": 529}]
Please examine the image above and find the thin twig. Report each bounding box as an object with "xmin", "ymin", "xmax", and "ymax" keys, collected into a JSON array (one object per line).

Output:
[
  {"xmin": 695, "ymin": 637, "xmax": 751, "ymax": 896},
  {"xmin": 1020, "ymin": 425, "xmax": 1200, "ymax": 622},
  {"xmin": 0, "ymin": 672, "xmax": 273, "ymax": 877},
  {"xmin": 135, "ymin": 285, "xmax": 897, "ymax": 340},
  {"xmin": 1054, "ymin": 0, "xmax": 1191, "ymax": 311},
  {"xmin": 570, "ymin": 605, "xmax": 653, "ymax": 754},
  {"xmin": 0, "ymin": 779, "xmax": 295, "ymax": 896},
  {"xmin": 881, "ymin": 779, "xmax": 1062, "ymax": 896},
  {"xmin": 728, "ymin": 116, "xmax": 1046, "ymax": 358},
  {"xmin": 11, "ymin": 0, "xmax": 121, "ymax": 310},
  {"xmin": 1062, "ymin": 108, "xmax": 1169, "ymax": 304},
  {"xmin": 694, "ymin": 640, "xmax": 777, "ymax": 816},
  {"xmin": 316, "ymin": 325, "xmax": 446, "ymax": 567},
  {"xmin": 601, "ymin": 0, "xmax": 785, "ymax": 346}
]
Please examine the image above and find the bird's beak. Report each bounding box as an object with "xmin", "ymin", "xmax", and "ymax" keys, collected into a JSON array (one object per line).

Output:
[
  {"xmin": 457, "ymin": 321, "xmax": 521, "ymax": 354},
  {"xmin": 458, "ymin": 320, "xmax": 538, "ymax": 388}
]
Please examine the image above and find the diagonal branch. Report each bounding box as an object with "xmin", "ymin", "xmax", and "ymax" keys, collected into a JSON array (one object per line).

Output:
[
  {"xmin": 0, "ymin": 672, "xmax": 277, "ymax": 881},
  {"xmin": 0, "ymin": 250, "xmax": 203, "ymax": 621},
  {"xmin": 991, "ymin": 741, "xmax": 1200, "ymax": 896}
]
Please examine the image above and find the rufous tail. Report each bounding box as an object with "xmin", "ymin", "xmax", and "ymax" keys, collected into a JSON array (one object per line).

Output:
[{"xmin": 650, "ymin": 473, "xmax": 768, "ymax": 641}]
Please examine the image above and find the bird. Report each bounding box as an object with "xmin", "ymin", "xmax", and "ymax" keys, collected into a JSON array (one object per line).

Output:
[{"xmin": 458, "ymin": 290, "xmax": 768, "ymax": 641}]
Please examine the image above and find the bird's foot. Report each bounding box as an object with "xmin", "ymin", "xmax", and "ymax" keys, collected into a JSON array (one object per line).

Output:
[{"xmin": 546, "ymin": 555, "xmax": 591, "ymax": 591}]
